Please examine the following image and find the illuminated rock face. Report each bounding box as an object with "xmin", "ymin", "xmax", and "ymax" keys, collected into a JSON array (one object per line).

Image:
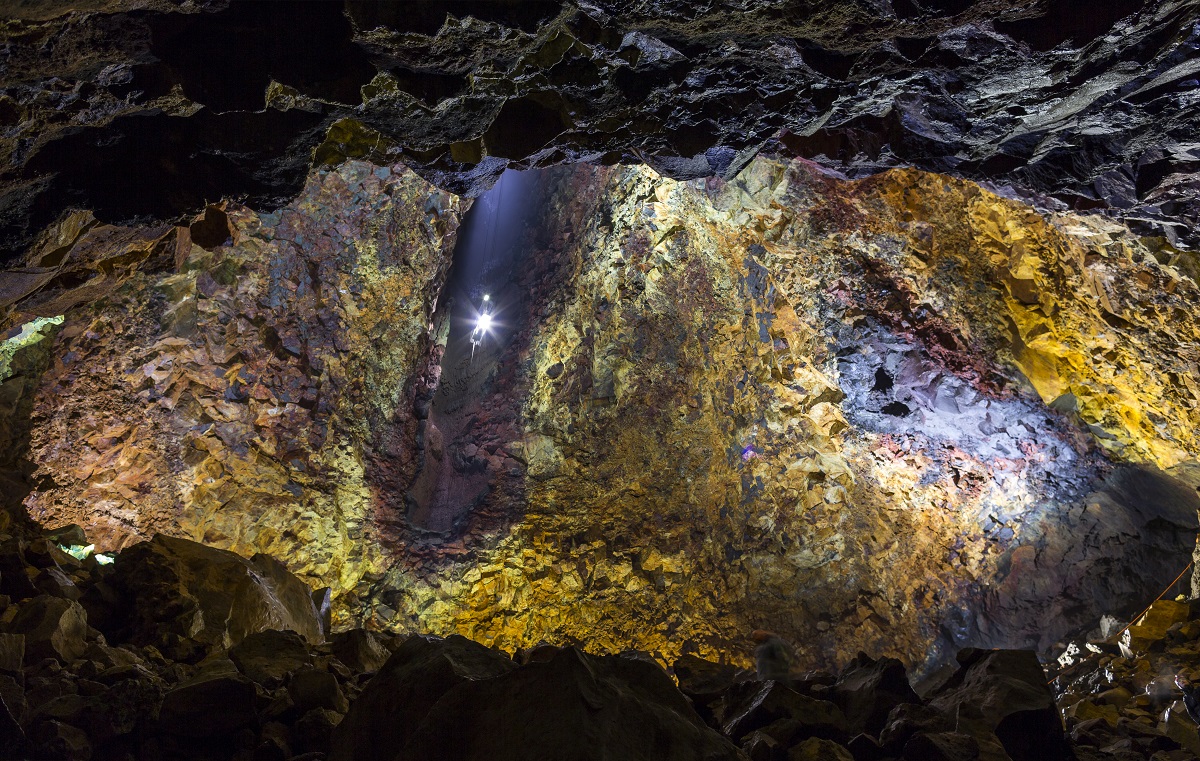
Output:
[
  {"xmin": 10, "ymin": 161, "xmax": 465, "ymax": 617},
  {"xmin": 381, "ymin": 159, "xmax": 1200, "ymax": 674},
  {"xmin": 4, "ymin": 156, "xmax": 1199, "ymax": 674}
]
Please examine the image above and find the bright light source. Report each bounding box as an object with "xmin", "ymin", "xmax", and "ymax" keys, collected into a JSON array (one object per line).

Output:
[
  {"xmin": 482, "ymin": 294, "xmax": 490, "ymax": 302},
  {"xmin": 477, "ymin": 313, "xmax": 494, "ymax": 332},
  {"xmin": 59, "ymin": 543, "xmax": 94, "ymax": 561}
]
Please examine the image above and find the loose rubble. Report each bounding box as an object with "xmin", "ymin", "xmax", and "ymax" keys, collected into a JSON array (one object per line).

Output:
[{"xmin": 5, "ymin": 515, "xmax": 1199, "ymax": 760}]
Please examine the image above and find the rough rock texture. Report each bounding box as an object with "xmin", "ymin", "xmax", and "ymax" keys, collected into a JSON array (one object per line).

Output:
[
  {"xmin": 4, "ymin": 160, "xmax": 464, "ymax": 625},
  {"xmin": 2, "ymin": 0, "xmax": 1199, "ymax": 261},
  {"xmin": 374, "ymin": 158, "xmax": 1200, "ymax": 675},
  {"xmin": 108, "ymin": 534, "xmax": 325, "ymax": 653},
  {"xmin": 1053, "ymin": 599, "xmax": 1200, "ymax": 761},
  {"xmin": 4, "ymin": 153, "xmax": 1200, "ymax": 678},
  {"xmin": 0, "ymin": 312, "xmax": 62, "ymax": 525},
  {"xmin": 0, "ymin": 512, "xmax": 1091, "ymax": 761}
]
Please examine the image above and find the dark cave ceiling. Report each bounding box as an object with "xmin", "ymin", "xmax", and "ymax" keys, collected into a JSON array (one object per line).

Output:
[{"xmin": 1, "ymin": 0, "xmax": 1198, "ymax": 261}]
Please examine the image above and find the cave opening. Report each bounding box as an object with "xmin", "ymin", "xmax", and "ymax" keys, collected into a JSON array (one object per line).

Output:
[{"xmin": 406, "ymin": 169, "xmax": 539, "ymax": 534}]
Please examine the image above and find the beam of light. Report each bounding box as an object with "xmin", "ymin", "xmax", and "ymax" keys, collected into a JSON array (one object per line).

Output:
[{"xmin": 477, "ymin": 312, "xmax": 494, "ymax": 333}]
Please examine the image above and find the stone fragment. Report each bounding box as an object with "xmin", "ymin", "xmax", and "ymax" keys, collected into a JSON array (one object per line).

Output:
[
  {"xmin": 35, "ymin": 566, "xmax": 81, "ymax": 601},
  {"xmin": 7, "ymin": 595, "xmax": 90, "ymax": 665},
  {"xmin": 85, "ymin": 676, "xmax": 165, "ymax": 745},
  {"xmin": 1123, "ymin": 600, "xmax": 1191, "ymax": 654},
  {"xmin": 229, "ymin": 629, "xmax": 312, "ymax": 686},
  {"xmin": 830, "ymin": 652, "xmax": 920, "ymax": 735},
  {"xmin": 0, "ymin": 538, "xmax": 37, "ymax": 600},
  {"xmin": 1069, "ymin": 698, "xmax": 1119, "ymax": 727},
  {"xmin": 1160, "ymin": 699, "xmax": 1200, "ymax": 756},
  {"xmin": 674, "ymin": 653, "xmax": 742, "ymax": 725},
  {"xmin": 0, "ymin": 690, "xmax": 24, "ymax": 759},
  {"xmin": 44, "ymin": 525, "xmax": 88, "ymax": 548},
  {"xmin": 741, "ymin": 730, "xmax": 782, "ymax": 761},
  {"xmin": 294, "ymin": 707, "xmax": 341, "ymax": 755},
  {"xmin": 902, "ymin": 731, "xmax": 980, "ymax": 761},
  {"xmin": 845, "ymin": 733, "xmax": 886, "ymax": 761},
  {"xmin": 0, "ymin": 673, "xmax": 25, "ymax": 723},
  {"xmin": 0, "ymin": 632, "xmax": 23, "ymax": 674},
  {"xmin": 32, "ymin": 720, "xmax": 91, "ymax": 761},
  {"xmin": 288, "ymin": 667, "xmax": 348, "ymax": 713},
  {"xmin": 257, "ymin": 721, "xmax": 292, "ymax": 761}
]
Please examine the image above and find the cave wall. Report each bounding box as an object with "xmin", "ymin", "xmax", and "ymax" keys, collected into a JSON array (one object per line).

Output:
[
  {"xmin": 2, "ymin": 155, "xmax": 1199, "ymax": 674},
  {"xmin": 4, "ymin": 161, "xmax": 465, "ymax": 620},
  {"xmin": 376, "ymin": 157, "xmax": 1200, "ymax": 673}
]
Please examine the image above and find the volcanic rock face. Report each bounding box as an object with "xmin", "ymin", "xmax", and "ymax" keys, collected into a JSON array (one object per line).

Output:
[
  {"xmin": 383, "ymin": 157, "xmax": 1200, "ymax": 674},
  {"xmin": 2, "ymin": 0, "xmax": 1199, "ymax": 260},
  {"xmin": 5, "ymin": 160, "xmax": 465, "ymax": 620},
  {"xmin": 4, "ymin": 152, "xmax": 1199, "ymax": 678}
]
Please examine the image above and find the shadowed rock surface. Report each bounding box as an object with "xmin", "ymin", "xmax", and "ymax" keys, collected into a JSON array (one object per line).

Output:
[
  {"xmin": 0, "ymin": 514, "xmax": 1131, "ymax": 761},
  {"xmin": 2, "ymin": 0, "xmax": 1200, "ymax": 260},
  {"xmin": 2, "ymin": 3, "xmax": 1200, "ymax": 759}
]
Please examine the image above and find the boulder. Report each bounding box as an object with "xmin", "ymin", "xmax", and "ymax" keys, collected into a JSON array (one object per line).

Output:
[
  {"xmin": 0, "ymin": 673, "xmax": 25, "ymax": 723},
  {"xmin": 0, "ymin": 538, "xmax": 37, "ymax": 599},
  {"xmin": 158, "ymin": 671, "xmax": 258, "ymax": 738},
  {"xmin": 845, "ymin": 733, "xmax": 886, "ymax": 761},
  {"xmin": 229, "ymin": 629, "xmax": 312, "ymax": 686},
  {"xmin": 294, "ymin": 707, "xmax": 342, "ymax": 755},
  {"xmin": 1123, "ymin": 599, "xmax": 1190, "ymax": 654},
  {"xmin": 395, "ymin": 647, "xmax": 743, "ymax": 761},
  {"xmin": 328, "ymin": 628, "xmax": 390, "ymax": 673},
  {"xmin": 7, "ymin": 595, "xmax": 90, "ymax": 665},
  {"xmin": 830, "ymin": 652, "xmax": 920, "ymax": 735},
  {"xmin": 44, "ymin": 525, "xmax": 89, "ymax": 548},
  {"xmin": 929, "ymin": 649, "xmax": 1070, "ymax": 761},
  {"xmin": 330, "ymin": 634, "xmax": 516, "ymax": 761},
  {"xmin": 32, "ymin": 719, "xmax": 91, "ymax": 761},
  {"xmin": 81, "ymin": 675, "xmax": 166, "ymax": 746},
  {"xmin": 288, "ymin": 667, "xmax": 348, "ymax": 713},
  {"xmin": 35, "ymin": 567, "xmax": 81, "ymax": 601},
  {"xmin": 111, "ymin": 534, "xmax": 323, "ymax": 651},
  {"xmin": 0, "ymin": 691, "xmax": 24, "ymax": 758},
  {"xmin": 720, "ymin": 681, "xmax": 849, "ymax": 744},
  {"xmin": 674, "ymin": 652, "xmax": 744, "ymax": 725},
  {"xmin": 742, "ymin": 730, "xmax": 783, "ymax": 761}
]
